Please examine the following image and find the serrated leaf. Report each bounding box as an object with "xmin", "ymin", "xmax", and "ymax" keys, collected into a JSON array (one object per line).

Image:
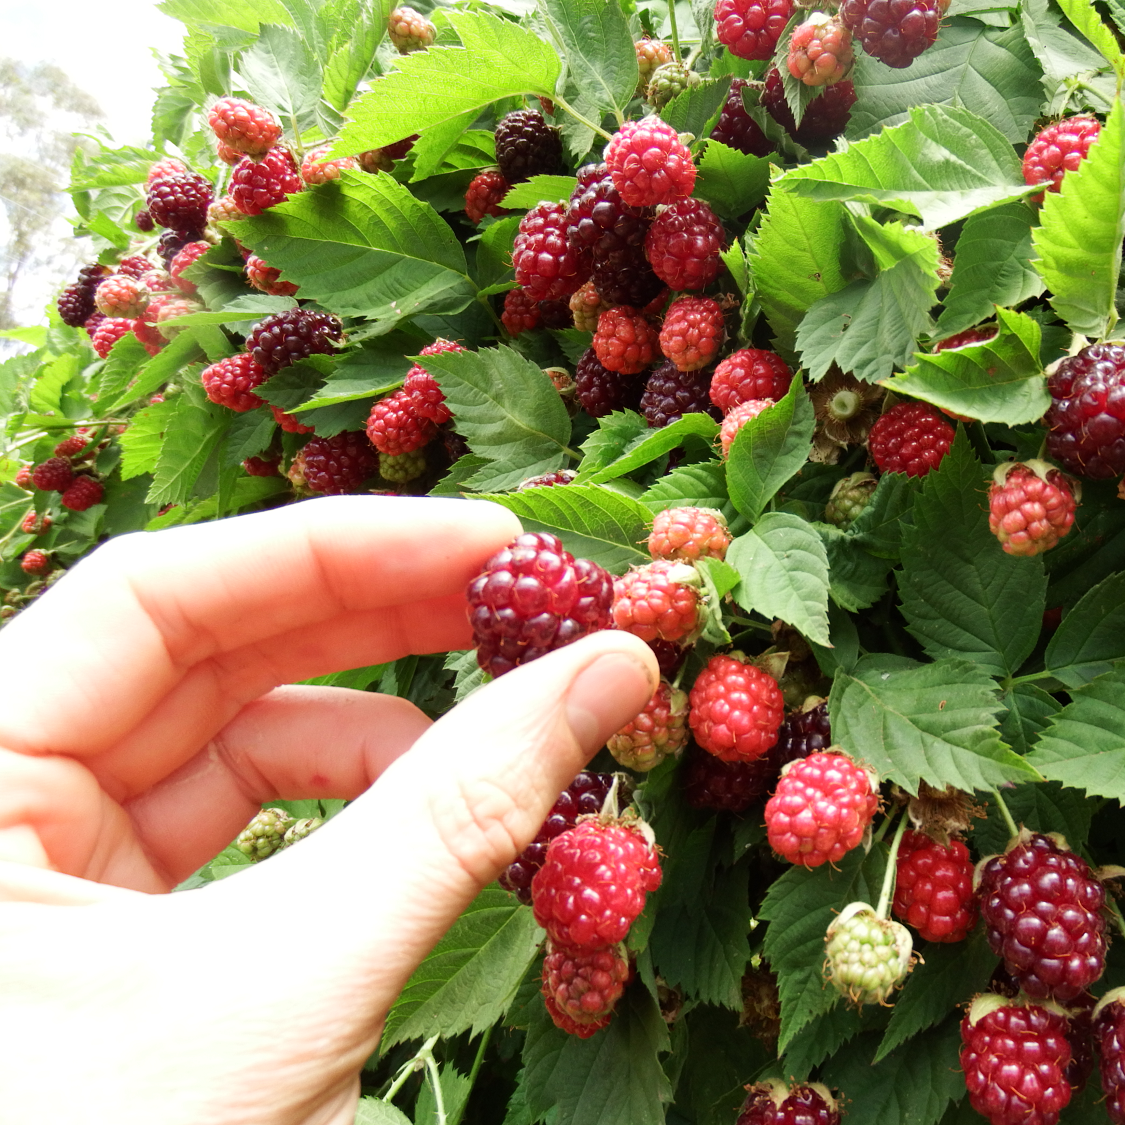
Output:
[
  {"xmin": 1044, "ymin": 570, "xmax": 1125, "ymax": 686},
  {"xmin": 147, "ymin": 390, "xmax": 233, "ymax": 508},
  {"xmin": 478, "ymin": 484, "xmax": 650, "ymax": 572},
  {"xmin": 354, "ymin": 1097, "xmax": 412, "ymax": 1125},
  {"xmin": 578, "ymin": 410, "xmax": 649, "ymax": 476},
  {"xmin": 239, "ymin": 23, "xmax": 323, "ymax": 131},
  {"xmin": 158, "ymin": 0, "xmax": 292, "ymax": 31},
  {"xmin": 222, "ymin": 410, "xmax": 277, "ymax": 467},
  {"xmin": 415, "ymin": 1064, "xmax": 473, "ymax": 1125},
  {"xmin": 322, "ymin": 0, "xmax": 388, "ymax": 112},
  {"xmin": 500, "ymin": 175, "xmax": 579, "ymax": 209},
  {"xmin": 540, "ymin": 0, "xmax": 637, "ymax": 117},
  {"xmin": 91, "ymin": 333, "xmax": 149, "ymax": 407},
  {"xmin": 848, "ymin": 472, "xmax": 921, "ymax": 560},
  {"xmin": 725, "ymin": 376, "xmax": 814, "ymax": 520},
  {"xmin": 1055, "ymin": 0, "xmax": 1123, "ymax": 69},
  {"xmin": 780, "ymin": 103, "xmax": 1034, "ymax": 231},
  {"xmin": 782, "ymin": 1005, "xmax": 869, "ymax": 1079},
  {"xmin": 1021, "ymin": 0, "xmax": 1112, "ymax": 107},
  {"xmin": 381, "ymin": 887, "xmax": 542, "ymax": 1047},
  {"xmin": 693, "ymin": 141, "xmax": 771, "ymax": 220},
  {"xmin": 227, "ymin": 170, "xmax": 473, "ymax": 332},
  {"xmin": 661, "ymin": 77, "xmax": 732, "ymax": 140},
  {"xmin": 971, "ymin": 780, "xmax": 1093, "ymax": 858},
  {"xmin": 640, "ymin": 461, "xmax": 734, "ymax": 521},
  {"xmin": 727, "ymin": 512, "xmax": 831, "ymax": 646},
  {"xmin": 334, "ymin": 12, "xmax": 560, "ymax": 152},
  {"xmin": 119, "ymin": 400, "xmax": 180, "ymax": 480},
  {"xmin": 819, "ymin": 524, "xmax": 892, "ymax": 611},
  {"xmin": 1000, "ymin": 683, "xmax": 1062, "ymax": 756},
  {"xmin": 582, "ymin": 414, "xmax": 720, "ymax": 484},
  {"xmin": 829, "ymin": 654, "xmax": 1040, "ymax": 793},
  {"xmin": 1032, "ymin": 96, "xmax": 1125, "ymax": 340}
]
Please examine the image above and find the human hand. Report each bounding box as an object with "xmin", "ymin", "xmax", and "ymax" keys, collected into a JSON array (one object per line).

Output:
[{"xmin": 0, "ymin": 496, "xmax": 657, "ymax": 1125}]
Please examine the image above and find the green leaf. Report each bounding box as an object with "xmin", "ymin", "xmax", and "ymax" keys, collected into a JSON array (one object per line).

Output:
[
  {"xmin": 819, "ymin": 525, "xmax": 893, "ymax": 612},
  {"xmin": 641, "ymin": 461, "xmax": 735, "ymax": 522},
  {"xmin": 1054, "ymin": 0, "xmax": 1123, "ymax": 68},
  {"xmin": 228, "ymin": 170, "xmax": 473, "ymax": 332},
  {"xmin": 158, "ymin": 0, "xmax": 293, "ymax": 31},
  {"xmin": 828, "ymin": 654, "xmax": 1041, "ymax": 793},
  {"xmin": 898, "ymin": 433, "xmax": 1047, "ymax": 676},
  {"xmin": 353, "ymin": 1097, "xmax": 412, "ymax": 1125},
  {"xmin": 582, "ymin": 414, "xmax": 721, "ymax": 484},
  {"xmin": 119, "ymin": 400, "xmax": 180, "ymax": 480},
  {"xmin": 334, "ymin": 12, "xmax": 560, "ymax": 152},
  {"xmin": 381, "ymin": 887, "xmax": 542, "ymax": 1047},
  {"xmin": 727, "ymin": 512, "xmax": 832, "ymax": 646},
  {"xmin": 725, "ymin": 376, "xmax": 815, "ymax": 520},
  {"xmin": 782, "ymin": 1005, "xmax": 870, "ymax": 1079},
  {"xmin": 1045, "ymin": 570, "xmax": 1125, "ymax": 687},
  {"xmin": 674, "ymin": 1007, "xmax": 772, "ymax": 1125},
  {"xmin": 779, "ymin": 103, "xmax": 1034, "ymax": 231},
  {"xmin": 578, "ymin": 411, "xmax": 650, "ymax": 476},
  {"xmin": 322, "ymin": 0, "xmax": 388, "ymax": 111},
  {"xmin": 848, "ymin": 472, "xmax": 921, "ymax": 560},
  {"xmin": 415, "ymin": 1064, "xmax": 473, "ymax": 1125},
  {"xmin": 1025, "ymin": 664, "xmax": 1125, "ymax": 801},
  {"xmin": 540, "ymin": 0, "xmax": 637, "ymax": 118},
  {"xmin": 240, "ymin": 23, "xmax": 323, "ymax": 132},
  {"xmin": 29, "ymin": 352, "xmax": 81, "ymax": 416},
  {"xmin": 148, "ymin": 391, "xmax": 233, "ymax": 507},
  {"xmin": 661, "ymin": 77, "xmax": 732, "ymax": 140},
  {"xmin": 971, "ymin": 781, "xmax": 1092, "ymax": 857},
  {"xmin": 934, "ymin": 203, "xmax": 1045, "ymax": 339},
  {"xmin": 478, "ymin": 484, "xmax": 650, "ymax": 572},
  {"xmin": 693, "ymin": 141, "xmax": 771, "ymax": 220},
  {"xmin": 91, "ymin": 332, "xmax": 150, "ymax": 407},
  {"xmin": 500, "ymin": 175, "xmax": 579, "ymax": 209},
  {"xmin": 475, "ymin": 215, "xmax": 521, "ymax": 292},
  {"xmin": 1000, "ymin": 683, "xmax": 1062, "ymax": 756},
  {"xmin": 1031, "ymin": 96, "xmax": 1125, "ymax": 340}
]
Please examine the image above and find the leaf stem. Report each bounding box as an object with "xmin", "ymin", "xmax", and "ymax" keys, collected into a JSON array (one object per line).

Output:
[
  {"xmin": 382, "ymin": 1033, "xmax": 439, "ymax": 1104},
  {"xmin": 551, "ymin": 94, "xmax": 613, "ymax": 141},
  {"xmin": 991, "ymin": 787, "xmax": 1020, "ymax": 839},
  {"xmin": 875, "ymin": 810, "xmax": 910, "ymax": 919},
  {"xmin": 447, "ymin": 1026, "xmax": 492, "ymax": 1125},
  {"xmin": 425, "ymin": 1051, "xmax": 448, "ymax": 1125},
  {"xmin": 666, "ymin": 0, "xmax": 682, "ymax": 62},
  {"xmin": 563, "ymin": 445, "xmax": 583, "ymax": 460},
  {"xmin": 1005, "ymin": 670, "xmax": 1051, "ymax": 687}
]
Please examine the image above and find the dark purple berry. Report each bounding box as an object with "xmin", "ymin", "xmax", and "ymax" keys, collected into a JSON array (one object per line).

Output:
[
  {"xmin": 574, "ymin": 347, "xmax": 645, "ymax": 417},
  {"xmin": 495, "ymin": 110, "xmax": 563, "ymax": 184},
  {"xmin": 1045, "ymin": 343, "xmax": 1125, "ymax": 479},
  {"xmin": 640, "ymin": 361, "xmax": 717, "ymax": 428},
  {"xmin": 246, "ymin": 308, "xmax": 346, "ymax": 375}
]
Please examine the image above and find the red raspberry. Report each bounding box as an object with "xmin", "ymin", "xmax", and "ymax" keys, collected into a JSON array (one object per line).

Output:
[
  {"xmin": 613, "ymin": 559, "xmax": 702, "ymax": 644},
  {"xmin": 494, "ymin": 110, "xmax": 562, "ymax": 184},
  {"xmin": 243, "ymin": 454, "xmax": 281, "ymax": 476},
  {"xmin": 773, "ymin": 701, "xmax": 831, "ymax": 767},
  {"xmin": 710, "ymin": 77, "xmax": 772, "ymax": 156},
  {"xmin": 502, "ymin": 287, "xmax": 541, "ymax": 335},
  {"xmin": 403, "ymin": 338, "xmax": 464, "ymax": 424},
  {"xmin": 593, "ymin": 306, "xmax": 658, "ymax": 375},
  {"xmin": 531, "ymin": 817, "xmax": 662, "ymax": 947},
  {"xmin": 148, "ymin": 295, "xmax": 201, "ymax": 341},
  {"xmin": 765, "ymin": 750, "xmax": 878, "ymax": 865},
  {"xmin": 231, "ymin": 147, "xmax": 303, "ymax": 215},
  {"xmin": 932, "ymin": 324, "xmax": 998, "ymax": 351},
  {"xmin": 201, "ymin": 354, "xmax": 269, "ymax": 412},
  {"xmin": 464, "ymin": 170, "xmax": 511, "ymax": 224},
  {"xmin": 53, "ymin": 435, "xmax": 87, "ymax": 459},
  {"xmin": 466, "ymin": 532, "xmax": 614, "ymax": 677},
  {"xmin": 92, "ymin": 317, "xmax": 136, "ymax": 358},
  {"xmin": 14, "ymin": 465, "xmax": 33, "ymax": 489},
  {"xmin": 648, "ymin": 506, "xmax": 730, "ymax": 561},
  {"xmin": 134, "ymin": 209, "xmax": 154, "ymax": 231},
  {"xmin": 216, "ymin": 140, "xmax": 242, "ymax": 165},
  {"xmin": 788, "ymin": 13, "xmax": 854, "ymax": 86},
  {"xmin": 605, "ymin": 116, "xmax": 696, "ymax": 208},
  {"xmin": 760, "ymin": 67, "xmax": 855, "ymax": 147},
  {"xmin": 518, "ymin": 469, "xmax": 578, "ymax": 489},
  {"xmin": 20, "ymin": 510, "xmax": 50, "ymax": 534},
  {"xmin": 737, "ymin": 1081, "xmax": 840, "ymax": 1125},
  {"xmin": 1023, "ymin": 116, "xmax": 1101, "ymax": 201},
  {"xmin": 574, "ymin": 347, "xmax": 645, "ymax": 416},
  {"xmin": 247, "ymin": 308, "xmax": 345, "ymax": 375},
  {"xmin": 366, "ymin": 389, "xmax": 437, "ymax": 455},
  {"xmin": 32, "ymin": 457, "xmax": 75, "ymax": 493},
  {"xmin": 20, "ymin": 549, "xmax": 51, "ymax": 576},
  {"xmin": 271, "ymin": 405, "xmax": 315, "ymax": 434},
  {"xmin": 608, "ymin": 680, "xmax": 690, "ymax": 771},
  {"xmin": 1045, "ymin": 342, "xmax": 1125, "ymax": 478},
  {"xmin": 207, "ymin": 98, "xmax": 282, "ymax": 156},
  {"xmin": 146, "ymin": 156, "xmax": 187, "ymax": 185},
  {"xmin": 715, "ymin": 0, "xmax": 793, "ymax": 59},
  {"xmin": 570, "ymin": 281, "xmax": 610, "ymax": 332},
  {"xmin": 300, "ymin": 431, "xmax": 379, "ymax": 494},
  {"xmin": 168, "ymin": 241, "xmax": 211, "ymax": 294},
  {"xmin": 988, "ymin": 461, "xmax": 1077, "ymax": 557},
  {"xmin": 977, "ymin": 831, "xmax": 1107, "ymax": 1003},
  {"xmin": 720, "ymin": 398, "xmax": 776, "ymax": 456},
  {"xmin": 710, "ymin": 348, "xmax": 792, "ymax": 413},
  {"xmin": 388, "ymin": 5, "xmax": 436, "ymax": 51},
  {"xmin": 209, "ymin": 195, "xmax": 242, "ymax": 224},
  {"xmin": 132, "ymin": 318, "xmax": 165, "ymax": 357},
  {"xmin": 541, "ymin": 942, "xmax": 630, "ymax": 1028},
  {"xmin": 94, "ymin": 275, "xmax": 148, "ymax": 319},
  {"xmin": 116, "ymin": 254, "xmax": 153, "ymax": 279},
  {"xmin": 60, "ymin": 476, "xmax": 104, "ymax": 511},
  {"xmin": 689, "ymin": 653, "xmax": 785, "ymax": 762},
  {"xmin": 682, "ymin": 743, "xmax": 778, "ymax": 812},
  {"xmin": 659, "ymin": 296, "xmax": 725, "ymax": 371},
  {"xmin": 641, "ymin": 362, "xmax": 716, "ymax": 428},
  {"xmin": 892, "ymin": 830, "xmax": 976, "ymax": 943},
  {"xmin": 644, "ymin": 198, "xmax": 725, "ymax": 291},
  {"xmin": 839, "ymin": 0, "xmax": 942, "ymax": 68},
  {"xmin": 543, "ymin": 992, "xmax": 611, "ymax": 1038},
  {"xmin": 960, "ymin": 996, "xmax": 1072, "ymax": 1125},
  {"xmin": 245, "ymin": 255, "xmax": 299, "ymax": 297},
  {"xmin": 500, "ymin": 771, "xmax": 615, "ymax": 902},
  {"xmin": 867, "ymin": 401, "xmax": 954, "ymax": 476},
  {"xmin": 300, "ymin": 143, "xmax": 359, "ymax": 185},
  {"xmin": 146, "ymin": 169, "xmax": 213, "ymax": 231},
  {"xmin": 1095, "ymin": 991, "xmax": 1125, "ymax": 1124},
  {"xmin": 635, "ymin": 38, "xmax": 674, "ymax": 86},
  {"xmin": 513, "ymin": 203, "xmax": 589, "ymax": 301},
  {"xmin": 1065, "ymin": 990, "xmax": 1097, "ymax": 1094}
]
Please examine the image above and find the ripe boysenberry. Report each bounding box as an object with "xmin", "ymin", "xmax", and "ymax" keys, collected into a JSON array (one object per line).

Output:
[
  {"xmin": 464, "ymin": 170, "xmax": 511, "ymax": 224},
  {"xmin": 231, "ymin": 147, "xmax": 303, "ymax": 215},
  {"xmin": 91, "ymin": 317, "xmax": 135, "ymax": 358},
  {"xmin": 61, "ymin": 476, "xmax": 104, "ymax": 512},
  {"xmin": 1023, "ymin": 116, "xmax": 1101, "ymax": 201},
  {"xmin": 659, "ymin": 296, "xmax": 725, "ymax": 371},
  {"xmin": 542, "ymin": 942, "xmax": 630, "ymax": 1028},
  {"xmin": 710, "ymin": 348, "xmax": 792, "ymax": 413},
  {"xmin": 824, "ymin": 902, "xmax": 914, "ymax": 1005},
  {"xmin": 892, "ymin": 830, "xmax": 976, "ymax": 942},
  {"xmin": 720, "ymin": 398, "xmax": 776, "ymax": 456},
  {"xmin": 681, "ymin": 743, "xmax": 777, "ymax": 812},
  {"xmin": 494, "ymin": 110, "xmax": 562, "ymax": 184},
  {"xmin": 201, "ymin": 354, "xmax": 269, "ymax": 412},
  {"xmin": 839, "ymin": 0, "xmax": 941, "ymax": 68},
  {"xmin": 466, "ymin": 532, "xmax": 614, "ymax": 677},
  {"xmin": 867, "ymin": 401, "xmax": 954, "ymax": 476},
  {"xmin": 574, "ymin": 347, "xmax": 644, "ymax": 416},
  {"xmin": 207, "ymin": 98, "xmax": 282, "ymax": 156},
  {"xmin": 689, "ymin": 653, "xmax": 785, "ymax": 762},
  {"xmin": 403, "ymin": 338, "xmax": 464, "ymax": 425},
  {"xmin": 146, "ymin": 169, "xmax": 213, "ymax": 231},
  {"xmin": 737, "ymin": 1081, "xmax": 840, "ymax": 1125},
  {"xmin": 168, "ymin": 241, "xmax": 211, "ymax": 294},
  {"xmin": 300, "ymin": 144, "xmax": 359, "ymax": 185},
  {"xmin": 988, "ymin": 461, "xmax": 1078, "ymax": 557},
  {"xmin": 648, "ymin": 506, "xmax": 730, "ymax": 562},
  {"xmin": 774, "ymin": 700, "xmax": 831, "ymax": 766},
  {"xmin": 247, "ymin": 308, "xmax": 345, "ymax": 375},
  {"xmin": 608, "ymin": 680, "xmax": 690, "ymax": 772},
  {"xmin": 32, "ymin": 457, "xmax": 75, "ymax": 493},
  {"xmin": 566, "ymin": 165, "xmax": 653, "ymax": 269},
  {"xmin": 1094, "ymin": 990, "xmax": 1125, "ymax": 1124},
  {"xmin": 300, "ymin": 431, "xmax": 379, "ymax": 494},
  {"xmin": 761, "ymin": 67, "xmax": 855, "ymax": 147},
  {"xmin": 788, "ymin": 13, "xmax": 855, "ymax": 86},
  {"xmin": 640, "ymin": 362, "xmax": 716, "ymax": 429},
  {"xmin": 1045, "ymin": 343, "xmax": 1125, "ymax": 479},
  {"xmin": 513, "ymin": 202, "xmax": 589, "ymax": 301},
  {"xmin": 612, "ymin": 560, "xmax": 702, "ymax": 644},
  {"xmin": 593, "ymin": 306, "xmax": 659, "ymax": 375},
  {"xmin": 710, "ymin": 78, "xmax": 772, "ymax": 157},
  {"xmin": 715, "ymin": 0, "xmax": 793, "ymax": 60},
  {"xmin": 366, "ymin": 390, "xmax": 437, "ymax": 455},
  {"xmin": 502, "ymin": 287, "xmax": 541, "ymax": 335},
  {"xmin": 134, "ymin": 209, "xmax": 154, "ymax": 231},
  {"xmin": 644, "ymin": 198, "xmax": 725, "ymax": 290},
  {"xmin": 605, "ymin": 116, "xmax": 696, "ymax": 208}
]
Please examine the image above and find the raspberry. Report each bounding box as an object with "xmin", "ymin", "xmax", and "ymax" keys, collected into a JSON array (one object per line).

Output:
[
  {"xmin": 825, "ymin": 902, "xmax": 914, "ymax": 1005},
  {"xmin": 502, "ymin": 287, "xmax": 541, "ymax": 335},
  {"xmin": 720, "ymin": 398, "xmax": 776, "ymax": 456},
  {"xmin": 57, "ymin": 280, "xmax": 98, "ymax": 327},
  {"xmin": 366, "ymin": 389, "xmax": 437, "ymax": 455},
  {"xmin": 709, "ymin": 349, "xmax": 791, "ymax": 413},
  {"xmin": 612, "ymin": 560, "xmax": 702, "ymax": 644},
  {"xmin": 608, "ymin": 680, "xmax": 689, "ymax": 771},
  {"xmin": 300, "ymin": 431, "xmax": 379, "ymax": 494},
  {"xmin": 737, "ymin": 1081, "xmax": 840, "ymax": 1125},
  {"xmin": 513, "ymin": 202, "xmax": 590, "ymax": 301},
  {"xmin": 207, "ymin": 98, "xmax": 282, "ymax": 156},
  {"xmin": 149, "ymin": 295, "xmax": 201, "ymax": 340},
  {"xmin": 32, "ymin": 457, "xmax": 74, "ymax": 493},
  {"xmin": 1045, "ymin": 343, "xmax": 1125, "ymax": 479},
  {"xmin": 715, "ymin": 0, "xmax": 793, "ymax": 59},
  {"xmin": 300, "ymin": 143, "xmax": 359, "ymax": 185},
  {"xmin": 1022, "ymin": 116, "xmax": 1101, "ymax": 201},
  {"xmin": 84, "ymin": 312, "xmax": 105, "ymax": 338},
  {"xmin": 20, "ymin": 510, "xmax": 50, "ymax": 534},
  {"xmin": 116, "ymin": 254, "xmax": 154, "ymax": 279},
  {"xmin": 641, "ymin": 362, "xmax": 716, "ymax": 429},
  {"xmin": 649, "ymin": 506, "xmax": 730, "ymax": 561},
  {"xmin": 689, "ymin": 653, "xmax": 785, "ymax": 763},
  {"xmin": 20, "ymin": 549, "xmax": 51, "ymax": 576},
  {"xmin": 788, "ymin": 13, "xmax": 855, "ymax": 86},
  {"xmin": 932, "ymin": 324, "xmax": 998, "ymax": 351},
  {"xmin": 988, "ymin": 461, "xmax": 1078, "ymax": 557},
  {"xmin": 209, "ymin": 195, "xmax": 242, "ymax": 224},
  {"xmin": 839, "ymin": 0, "xmax": 941, "ymax": 68},
  {"xmin": 216, "ymin": 140, "xmax": 242, "ymax": 165},
  {"xmin": 531, "ymin": 817, "xmax": 662, "ymax": 947},
  {"xmin": 646, "ymin": 63, "xmax": 700, "ymax": 109},
  {"xmin": 761, "ymin": 67, "xmax": 855, "ymax": 147},
  {"xmin": 168, "ymin": 241, "xmax": 211, "ymax": 294},
  {"xmin": 388, "ymin": 6, "xmax": 436, "ymax": 52},
  {"xmin": 230, "ymin": 147, "xmax": 303, "ymax": 215},
  {"xmin": 867, "ymin": 401, "xmax": 954, "ymax": 476},
  {"xmin": 574, "ymin": 347, "xmax": 644, "ymax": 416},
  {"xmin": 1095, "ymin": 991, "xmax": 1125, "ymax": 1124},
  {"xmin": 94, "ymin": 274, "xmax": 148, "ymax": 319},
  {"xmin": 90, "ymin": 317, "xmax": 134, "ymax": 358},
  {"xmin": 236, "ymin": 807, "xmax": 295, "ymax": 860},
  {"xmin": 146, "ymin": 157, "xmax": 187, "ymax": 185},
  {"xmin": 566, "ymin": 165, "xmax": 653, "ymax": 268},
  {"xmin": 272, "ymin": 405, "xmax": 315, "ymax": 434},
  {"xmin": 60, "ymin": 476, "xmax": 104, "ymax": 512},
  {"xmin": 960, "ymin": 996, "xmax": 1073, "ymax": 1125},
  {"xmin": 146, "ymin": 169, "xmax": 213, "ymax": 231},
  {"xmin": 201, "ymin": 354, "xmax": 269, "ymax": 412},
  {"xmin": 892, "ymin": 830, "xmax": 976, "ymax": 943},
  {"xmin": 247, "ymin": 308, "xmax": 345, "ymax": 375},
  {"xmin": 682, "ymin": 743, "xmax": 777, "ymax": 811},
  {"xmin": 774, "ymin": 700, "xmax": 832, "ymax": 766},
  {"xmin": 542, "ymin": 942, "xmax": 631, "ymax": 1027},
  {"xmin": 14, "ymin": 465, "xmax": 33, "ymax": 490},
  {"xmin": 709, "ymin": 77, "xmax": 772, "ymax": 157},
  {"xmin": 977, "ymin": 830, "xmax": 1107, "ymax": 1002},
  {"xmin": 518, "ymin": 469, "xmax": 578, "ymax": 489},
  {"xmin": 403, "ymin": 338, "xmax": 464, "ymax": 424},
  {"xmin": 378, "ymin": 448, "xmax": 426, "ymax": 483},
  {"xmin": 499, "ymin": 771, "xmax": 616, "ymax": 902},
  {"xmin": 466, "ymin": 532, "xmax": 614, "ymax": 676},
  {"xmin": 157, "ymin": 229, "xmax": 202, "ymax": 268},
  {"xmin": 644, "ymin": 198, "xmax": 725, "ymax": 291},
  {"xmin": 824, "ymin": 471, "xmax": 878, "ymax": 527},
  {"xmin": 355, "ymin": 148, "xmax": 394, "ymax": 174},
  {"xmin": 53, "ymin": 435, "xmax": 87, "ymax": 459},
  {"xmin": 636, "ymin": 38, "xmax": 674, "ymax": 86},
  {"xmin": 592, "ymin": 257, "xmax": 667, "ymax": 308},
  {"xmin": 134, "ymin": 209, "xmax": 154, "ymax": 231},
  {"xmin": 605, "ymin": 117, "xmax": 696, "ymax": 208},
  {"xmin": 659, "ymin": 296, "xmax": 725, "ymax": 371},
  {"xmin": 1065, "ymin": 990, "xmax": 1097, "ymax": 1094},
  {"xmin": 464, "ymin": 170, "xmax": 510, "ymax": 224},
  {"xmin": 594, "ymin": 306, "xmax": 659, "ymax": 375},
  {"xmin": 245, "ymin": 255, "xmax": 299, "ymax": 297},
  {"xmin": 243, "ymin": 454, "xmax": 281, "ymax": 476},
  {"xmin": 764, "ymin": 750, "xmax": 878, "ymax": 865},
  {"xmin": 494, "ymin": 110, "xmax": 562, "ymax": 184}
]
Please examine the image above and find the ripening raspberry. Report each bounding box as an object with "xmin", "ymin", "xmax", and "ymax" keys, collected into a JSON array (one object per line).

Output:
[
  {"xmin": 659, "ymin": 296, "xmax": 725, "ymax": 371},
  {"xmin": 787, "ymin": 13, "xmax": 855, "ymax": 86},
  {"xmin": 20, "ymin": 549, "xmax": 51, "ymax": 576},
  {"xmin": 689, "ymin": 652, "xmax": 785, "ymax": 762},
  {"xmin": 541, "ymin": 942, "xmax": 631, "ymax": 1028},
  {"xmin": 635, "ymin": 38, "xmax": 674, "ymax": 87},
  {"xmin": 31, "ymin": 457, "xmax": 75, "ymax": 493},
  {"xmin": 245, "ymin": 255, "xmax": 299, "ymax": 297},
  {"xmin": 824, "ymin": 902, "xmax": 914, "ymax": 1005},
  {"xmin": 513, "ymin": 202, "xmax": 589, "ymax": 301},
  {"xmin": 988, "ymin": 461, "xmax": 1078, "ymax": 557},
  {"xmin": 710, "ymin": 349, "xmax": 792, "ymax": 413},
  {"xmin": 60, "ymin": 476, "xmax": 104, "ymax": 512},
  {"xmin": 715, "ymin": 0, "xmax": 793, "ymax": 60},
  {"xmin": 366, "ymin": 390, "xmax": 437, "ymax": 455},
  {"xmin": 648, "ymin": 507, "xmax": 731, "ymax": 562},
  {"xmin": 593, "ymin": 307, "xmax": 659, "ymax": 375},
  {"xmin": 201, "ymin": 354, "xmax": 269, "ymax": 413},
  {"xmin": 1022, "ymin": 115, "xmax": 1101, "ymax": 202},
  {"xmin": 607, "ymin": 680, "xmax": 690, "ymax": 771},
  {"xmin": 892, "ymin": 830, "xmax": 976, "ymax": 942},
  {"xmin": 612, "ymin": 559, "xmax": 702, "ymax": 643},
  {"xmin": 464, "ymin": 170, "xmax": 510, "ymax": 224},
  {"xmin": 736, "ymin": 1081, "xmax": 840, "ymax": 1125},
  {"xmin": 388, "ymin": 6, "xmax": 436, "ymax": 51},
  {"xmin": 94, "ymin": 275, "xmax": 149, "ymax": 319},
  {"xmin": 403, "ymin": 338, "xmax": 464, "ymax": 425},
  {"xmin": 300, "ymin": 144, "xmax": 359, "ymax": 185},
  {"xmin": 300, "ymin": 431, "xmax": 380, "ymax": 495},
  {"xmin": 502, "ymin": 287, "xmax": 541, "ymax": 336},
  {"xmin": 207, "ymin": 97, "xmax": 282, "ymax": 156},
  {"xmin": 168, "ymin": 241, "xmax": 211, "ymax": 294},
  {"xmin": 605, "ymin": 116, "xmax": 696, "ymax": 208},
  {"xmin": 867, "ymin": 401, "xmax": 954, "ymax": 476},
  {"xmin": 230, "ymin": 147, "xmax": 303, "ymax": 215},
  {"xmin": 720, "ymin": 399, "xmax": 777, "ymax": 457}
]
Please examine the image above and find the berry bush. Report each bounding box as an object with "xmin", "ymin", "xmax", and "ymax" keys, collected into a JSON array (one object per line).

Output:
[{"xmin": 3, "ymin": 0, "xmax": 1125, "ymax": 1123}]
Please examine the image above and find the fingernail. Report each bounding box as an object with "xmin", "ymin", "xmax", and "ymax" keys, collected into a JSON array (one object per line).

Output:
[{"xmin": 565, "ymin": 652, "xmax": 656, "ymax": 750}]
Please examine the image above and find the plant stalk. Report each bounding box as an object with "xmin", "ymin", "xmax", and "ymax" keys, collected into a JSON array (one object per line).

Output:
[
  {"xmin": 551, "ymin": 94, "xmax": 613, "ymax": 141},
  {"xmin": 991, "ymin": 787, "xmax": 1019, "ymax": 838},
  {"xmin": 875, "ymin": 810, "xmax": 909, "ymax": 919},
  {"xmin": 666, "ymin": 0, "xmax": 682, "ymax": 62}
]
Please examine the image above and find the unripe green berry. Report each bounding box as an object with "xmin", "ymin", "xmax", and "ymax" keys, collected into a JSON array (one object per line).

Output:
[
  {"xmin": 236, "ymin": 807, "xmax": 295, "ymax": 860},
  {"xmin": 824, "ymin": 902, "xmax": 914, "ymax": 1005},
  {"xmin": 379, "ymin": 448, "xmax": 427, "ymax": 483},
  {"xmin": 283, "ymin": 816, "xmax": 324, "ymax": 847},
  {"xmin": 646, "ymin": 63, "xmax": 701, "ymax": 110},
  {"xmin": 824, "ymin": 472, "xmax": 877, "ymax": 528}
]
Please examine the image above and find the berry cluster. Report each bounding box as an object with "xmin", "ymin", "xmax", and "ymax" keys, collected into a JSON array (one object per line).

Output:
[{"xmin": 19, "ymin": 431, "xmax": 106, "ymax": 515}]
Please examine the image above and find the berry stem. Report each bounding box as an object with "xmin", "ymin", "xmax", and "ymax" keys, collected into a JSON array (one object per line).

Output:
[
  {"xmin": 382, "ymin": 1033, "xmax": 439, "ymax": 1103},
  {"xmin": 550, "ymin": 94, "xmax": 614, "ymax": 140},
  {"xmin": 875, "ymin": 809, "xmax": 910, "ymax": 920},
  {"xmin": 666, "ymin": 0, "xmax": 682, "ymax": 62},
  {"xmin": 991, "ymin": 787, "xmax": 1020, "ymax": 838},
  {"xmin": 447, "ymin": 1026, "xmax": 492, "ymax": 1125},
  {"xmin": 425, "ymin": 1050, "xmax": 448, "ymax": 1125}
]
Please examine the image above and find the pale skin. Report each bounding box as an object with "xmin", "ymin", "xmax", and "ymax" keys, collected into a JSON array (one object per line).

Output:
[{"xmin": 0, "ymin": 496, "xmax": 657, "ymax": 1125}]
